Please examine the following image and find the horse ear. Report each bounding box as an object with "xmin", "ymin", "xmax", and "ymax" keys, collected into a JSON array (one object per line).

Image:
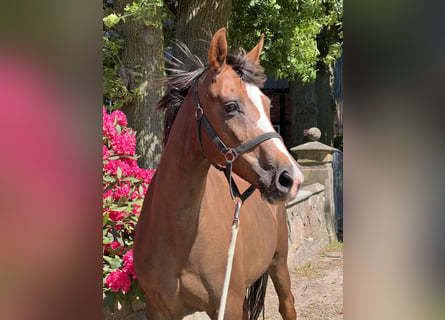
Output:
[
  {"xmin": 208, "ymin": 28, "xmax": 228, "ymax": 72},
  {"xmin": 246, "ymin": 34, "xmax": 264, "ymax": 65}
]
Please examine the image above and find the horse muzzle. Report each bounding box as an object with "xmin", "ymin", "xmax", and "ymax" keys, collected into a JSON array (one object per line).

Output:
[{"xmin": 260, "ymin": 164, "xmax": 304, "ymax": 204}]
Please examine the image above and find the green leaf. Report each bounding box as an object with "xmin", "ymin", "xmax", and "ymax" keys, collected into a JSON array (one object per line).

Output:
[
  {"xmin": 103, "ymin": 175, "xmax": 117, "ymax": 183},
  {"xmin": 103, "ymin": 291, "xmax": 116, "ymax": 311},
  {"xmin": 105, "ymin": 196, "xmax": 113, "ymax": 207},
  {"xmin": 124, "ymin": 239, "xmax": 134, "ymax": 247},
  {"xmin": 117, "ymin": 166, "xmax": 122, "ymax": 179},
  {"xmin": 103, "ymin": 14, "xmax": 121, "ymax": 28},
  {"xmin": 117, "ymin": 291, "xmax": 131, "ymax": 307},
  {"xmin": 108, "ymin": 205, "xmax": 129, "ymax": 212},
  {"xmin": 103, "ymin": 255, "xmax": 122, "ymax": 269},
  {"xmin": 135, "ymin": 282, "xmax": 146, "ymax": 301},
  {"xmin": 103, "ymin": 212, "xmax": 109, "ymax": 228},
  {"xmin": 102, "ymin": 230, "xmax": 114, "ymax": 244},
  {"xmin": 122, "ymin": 177, "xmax": 140, "ymax": 183},
  {"xmin": 117, "ymin": 196, "xmax": 128, "ymax": 207}
]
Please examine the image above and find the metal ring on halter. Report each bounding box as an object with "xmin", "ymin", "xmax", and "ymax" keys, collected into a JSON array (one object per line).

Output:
[
  {"xmin": 224, "ymin": 149, "xmax": 238, "ymax": 163},
  {"xmin": 195, "ymin": 106, "xmax": 203, "ymax": 120}
]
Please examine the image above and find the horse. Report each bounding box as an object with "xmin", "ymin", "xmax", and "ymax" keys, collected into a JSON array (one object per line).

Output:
[{"xmin": 134, "ymin": 28, "xmax": 304, "ymax": 320}]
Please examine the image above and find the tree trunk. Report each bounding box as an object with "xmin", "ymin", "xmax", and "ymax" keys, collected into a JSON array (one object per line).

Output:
[
  {"xmin": 174, "ymin": 0, "xmax": 232, "ymax": 62},
  {"xmin": 315, "ymin": 63, "xmax": 336, "ymax": 146},
  {"xmin": 289, "ymin": 80, "xmax": 317, "ymax": 147},
  {"xmin": 115, "ymin": 0, "xmax": 165, "ymax": 170},
  {"xmin": 289, "ymin": 65, "xmax": 336, "ymax": 147}
]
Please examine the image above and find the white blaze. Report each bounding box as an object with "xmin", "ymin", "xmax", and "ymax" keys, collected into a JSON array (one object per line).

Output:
[
  {"xmin": 245, "ymin": 83, "xmax": 293, "ymax": 163},
  {"xmin": 245, "ymin": 83, "xmax": 304, "ymax": 185}
]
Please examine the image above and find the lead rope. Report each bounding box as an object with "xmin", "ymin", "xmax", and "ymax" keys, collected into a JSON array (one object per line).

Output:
[{"xmin": 217, "ymin": 200, "xmax": 241, "ymax": 320}]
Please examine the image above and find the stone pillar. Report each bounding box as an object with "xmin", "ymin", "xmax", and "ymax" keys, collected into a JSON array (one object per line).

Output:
[{"xmin": 290, "ymin": 127, "xmax": 338, "ymax": 242}]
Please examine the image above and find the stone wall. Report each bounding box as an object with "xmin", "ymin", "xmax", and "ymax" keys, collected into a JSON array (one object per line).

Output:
[
  {"xmin": 285, "ymin": 183, "xmax": 330, "ymax": 269},
  {"xmin": 290, "ymin": 127, "xmax": 339, "ymax": 243}
]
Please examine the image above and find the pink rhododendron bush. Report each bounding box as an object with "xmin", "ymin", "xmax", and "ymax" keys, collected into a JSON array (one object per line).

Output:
[{"xmin": 103, "ymin": 107, "xmax": 155, "ymax": 311}]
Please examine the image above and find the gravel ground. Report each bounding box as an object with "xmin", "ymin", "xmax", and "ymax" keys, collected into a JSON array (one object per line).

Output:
[{"xmin": 263, "ymin": 245, "xmax": 343, "ymax": 320}]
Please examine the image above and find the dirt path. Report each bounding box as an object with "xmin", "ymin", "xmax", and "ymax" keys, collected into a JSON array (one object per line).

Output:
[
  {"xmin": 264, "ymin": 244, "xmax": 343, "ymax": 320},
  {"xmin": 129, "ymin": 244, "xmax": 343, "ymax": 320}
]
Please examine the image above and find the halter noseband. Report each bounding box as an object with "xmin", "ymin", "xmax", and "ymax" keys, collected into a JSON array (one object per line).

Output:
[{"xmin": 193, "ymin": 81, "xmax": 282, "ymax": 203}]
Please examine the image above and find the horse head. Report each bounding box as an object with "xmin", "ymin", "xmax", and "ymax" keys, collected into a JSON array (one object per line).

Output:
[{"xmin": 196, "ymin": 28, "xmax": 304, "ymax": 204}]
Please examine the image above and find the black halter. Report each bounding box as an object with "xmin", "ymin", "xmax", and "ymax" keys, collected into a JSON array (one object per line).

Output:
[{"xmin": 193, "ymin": 81, "xmax": 282, "ymax": 203}]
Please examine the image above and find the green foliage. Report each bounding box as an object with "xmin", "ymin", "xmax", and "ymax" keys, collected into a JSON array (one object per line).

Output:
[
  {"xmin": 103, "ymin": 0, "xmax": 342, "ymax": 107},
  {"xmin": 103, "ymin": 13, "xmax": 121, "ymax": 28},
  {"xmin": 103, "ymin": 33, "xmax": 136, "ymax": 110},
  {"xmin": 230, "ymin": 0, "xmax": 343, "ymax": 82},
  {"xmin": 103, "ymin": 0, "xmax": 164, "ymax": 28},
  {"xmin": 124, "ymin": 0, "xmax": 164, "ymax": 26}
]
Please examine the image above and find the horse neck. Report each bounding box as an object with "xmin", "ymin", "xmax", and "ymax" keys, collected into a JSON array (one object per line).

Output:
[{"xmin": 153, "ymin": 91, "xmax": 210, "ymax": 232}]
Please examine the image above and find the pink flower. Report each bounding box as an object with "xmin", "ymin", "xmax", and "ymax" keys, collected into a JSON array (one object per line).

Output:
[
  {"xmin": 103, "ymin": 110, "xmax": 117, "ymax": 139},
  {"xmin": 111, "ymin": 131, "xmax": 136, "ymax": 156},
  {"xmin": 112, "ymin": 110, "xmax": 128, "ymax": 127},
  {"xmin": 134, "ymin": 168, "xmax": 155, "ymax": 185},
  {"xmin": 103, "ymin": 189, "xmax": 113, "ymax": 199},
  {"xmin": 103, "ymin": 145, "xmax": 110, "ymax": 159},
  {"xmin": 123, "ymin": 249, "xmax": 136, "ymax": 279},
  {"xmin": 104, "ymin": 157, "xmax": 147, "ymax": 180},
  {"xmin": 103, "ymin": 159, "xmax": 119, "ymax": 176},
  {"xmin": 132, "ymin": 205, "xmax": 142, "ymax": 214},
  {"xmin": 110, "ymin": 241, "xmax": 122, "ymax": 251},
  {"xmin": 123, "ymin": 249, "xmax": 133, "ymax": 264},
  {"xmin": 109, "ymin": 210, "xmax": 124, "ymax": 222},
  {"xmin": 104, "ymin": 241, "xmax": 124, "ymax": 255},
  {"xmin": 104, "ymin": 159, "xmax": 132, "ymax": 176},
  {"xmin": 102, "ymin": 108, "xmax": 157, "ymax": 296},
  {"xmin": 105, "ymin": 270, "xmax": 131, "ymax": 293},
  {"xmin": 114, "ymin": 183, "xmax": 131, "ymax": 200},
  {"xmin": 123, "ymin": 157, "xmax": 138, "ymax": 168},
  {"xmin": 130, "ymin": 191, "xmax": 139, "ymax": 200}
]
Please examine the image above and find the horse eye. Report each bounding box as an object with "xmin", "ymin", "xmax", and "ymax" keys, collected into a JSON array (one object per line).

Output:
[{"xmin": 224, "ymin": 101, "xmax": 239, "ymax": 113}]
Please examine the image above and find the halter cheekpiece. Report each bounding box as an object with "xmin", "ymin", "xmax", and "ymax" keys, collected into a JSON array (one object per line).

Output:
[{"xmin": 193, "ymin": 80, "xmax": 282, "ymax": 203}]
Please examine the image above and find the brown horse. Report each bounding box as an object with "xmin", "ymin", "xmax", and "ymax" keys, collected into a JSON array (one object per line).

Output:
[{"xmin": 134, "ymin": 28, "xmax": 304, "ymax": 320}]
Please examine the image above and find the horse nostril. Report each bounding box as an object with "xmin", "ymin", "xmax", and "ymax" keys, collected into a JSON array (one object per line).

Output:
[{"xmin": 278, "ymin": 171, "xmax": 292, "ymax": 188}]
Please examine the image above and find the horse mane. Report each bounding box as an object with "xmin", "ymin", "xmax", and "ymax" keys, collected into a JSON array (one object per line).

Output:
[{"xmin": 155, "ymin": 42, "xmax": 266, "ymax": 146}]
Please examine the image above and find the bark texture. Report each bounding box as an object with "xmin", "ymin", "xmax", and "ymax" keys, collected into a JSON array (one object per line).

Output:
[
  {"xmin": 289, "ymin": 65, "xmax": 336, "ymax": 147},
  {"xmin": 115, "ymin": 0, "xmax": 165, "ymax": 170},
  {"xmin": 174, "ymin": 0, "xmax": 232, "ymax": 62},
  {"xmin": 315, "ymin": 64, "xmax": 336, "ymax": 146},
  {"xmin": 289, "ymin": 80, "xmax": 317, "ymax": 147}
]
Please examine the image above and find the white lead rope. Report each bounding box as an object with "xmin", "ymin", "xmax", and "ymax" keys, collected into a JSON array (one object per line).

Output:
[{"xmin": 217, "ymin": 200, "xmax": 242, "ymax": 320}]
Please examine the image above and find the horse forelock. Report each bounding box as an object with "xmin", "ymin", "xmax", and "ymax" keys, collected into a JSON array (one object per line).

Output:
[
  {"xmin": 156, "ymin": 45, "xmax": 266, "ymax": 146},
  {"xmin": 226, "ymin": 50, "xmax": 266, "ymax": 88}
]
